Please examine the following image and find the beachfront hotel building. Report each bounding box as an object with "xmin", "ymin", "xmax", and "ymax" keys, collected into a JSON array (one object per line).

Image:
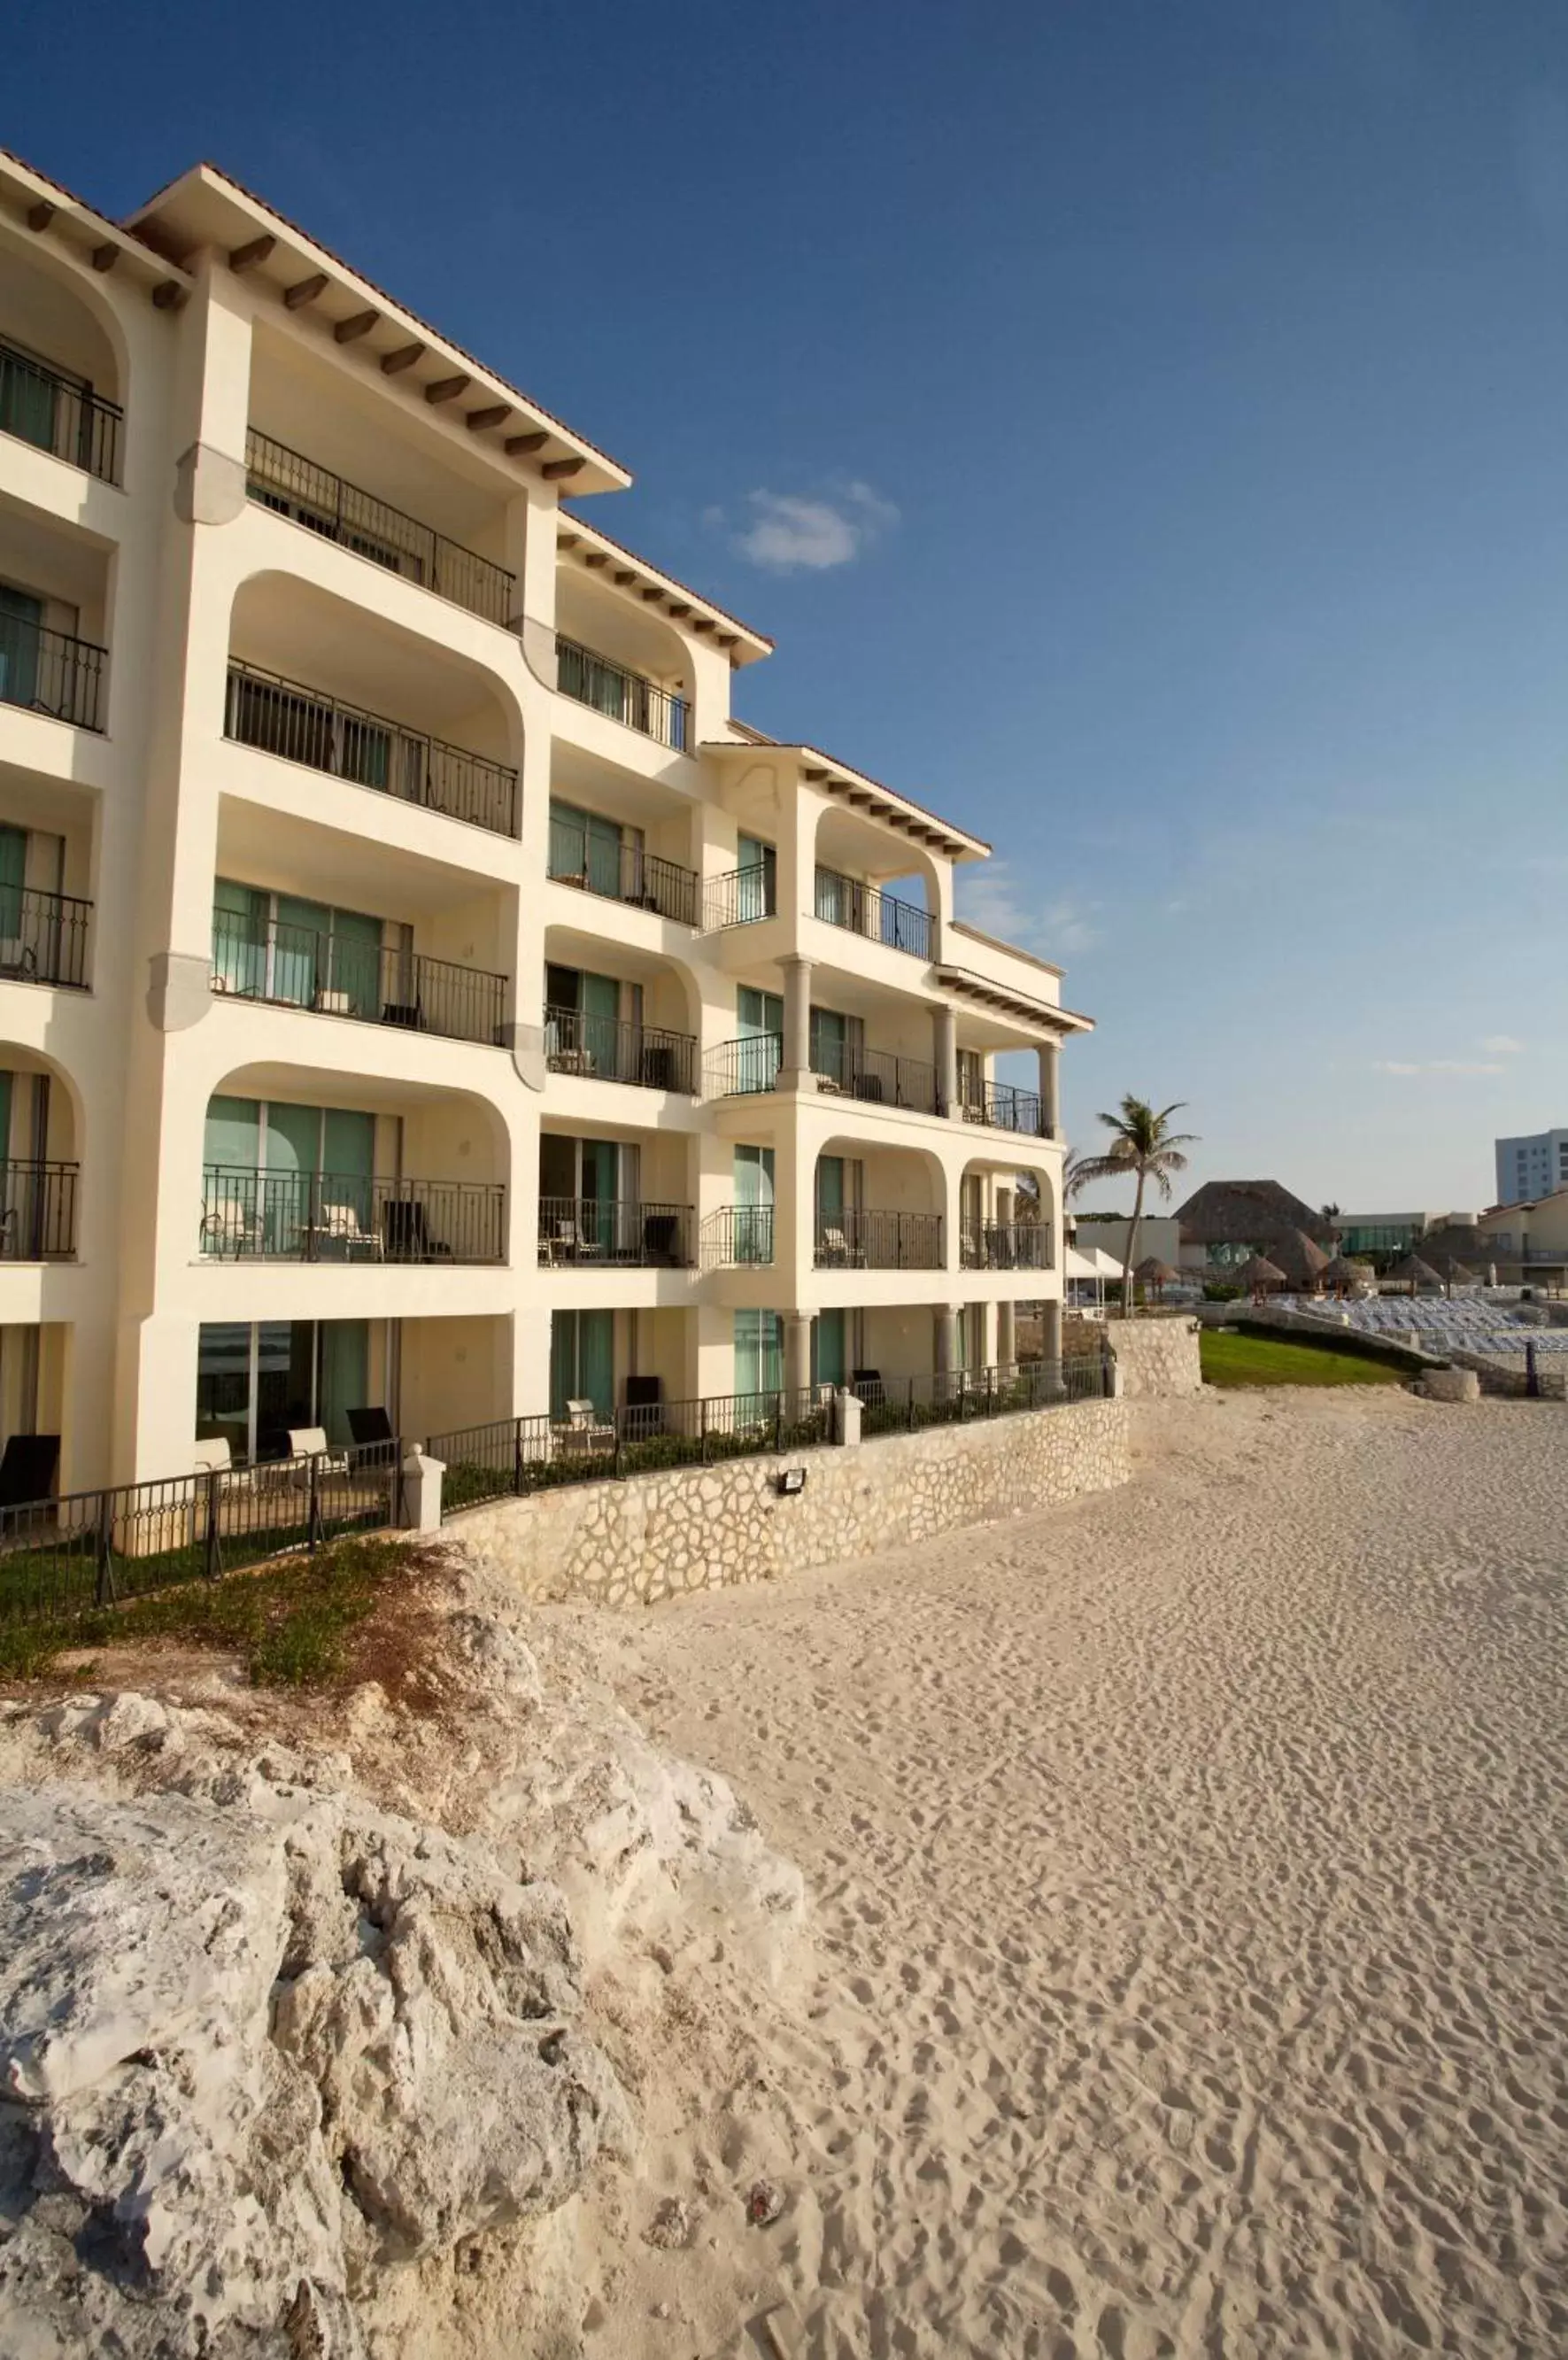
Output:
[{"xmin": 0, "ymin": 149, "xmax": 1091, "ymax": 1495}]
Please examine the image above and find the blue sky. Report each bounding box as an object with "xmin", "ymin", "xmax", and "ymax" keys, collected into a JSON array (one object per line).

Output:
[{"xmin": 9, "ymin": 1, "xmax": 1568, "ymax": 1214}]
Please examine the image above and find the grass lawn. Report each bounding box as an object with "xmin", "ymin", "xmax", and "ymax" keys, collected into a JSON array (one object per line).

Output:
[{"xmin": 1201, "ymin": 1329, "xmax": 1409, "ymax": 1389}]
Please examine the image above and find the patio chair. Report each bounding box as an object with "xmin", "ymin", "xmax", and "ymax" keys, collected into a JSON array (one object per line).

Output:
[
  {"xmin": 318, "ymin": 1200, "xmax": 383, "ymax": 1260},
  {"xmin": 641, "ymin": 1211, "xmax": 681, "ymax": 1265},
  {"xmin": 198, "ymin": 1198, "xmax": 259, "ymax": 1257},
  {"xmin": 0, "ymin": 937, "xmax": 37, "ymax": 981},
  {"xmin": 346, "ymin": 1406, "xmax": 395, "ymax": 1447},
  {"xmin": 819, "ymin": 1225, "xmax": 865, "ymax": 1269},
  {"xmin": 382, "ymin": 1200, "xmax": 452, "ymax": 1262},
  {"xmin": 557, "ymin": 1397, "xmax": 615, "ymax": 1456},
  {"xmin": 286, "ymin": 1425, "xmax": 351, "ymax": 1488}
]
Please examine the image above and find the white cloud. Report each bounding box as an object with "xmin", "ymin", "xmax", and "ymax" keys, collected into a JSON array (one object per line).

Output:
[
  {"xmin": 1481, "ymin": 1033, "xmax": 1526, "ymax": 1056},
  {"xmin": 1373, "ymin": 1059, "xmax": 1504, "ymax": 1077},
  {"xmin": 957, "ymin": 863, "xmax": 1099, "ymax": 959},
  {"xmin": 723, "ymin": 482, "xmax": 899, "ymax": 573}
]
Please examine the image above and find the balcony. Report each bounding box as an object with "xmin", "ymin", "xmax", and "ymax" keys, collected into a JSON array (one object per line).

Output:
[
  {"xmin": 547, "ymin": 810, "xmax": 699, "ymax": 927},
  {"xmin": 0, "ymin": 1158, "xmax": 77, "ymax": 1259},
  {"xmin": 0, "ymin": 886, "xmax": 90, "ymax": 988},
  {"xmin": 702, "ymin": 1204, "xmax": 775, "ymax": 1268},
  {"xmin": 815, "ymin": 1210, "xmax": 944, "ymax": 1270},
  {"xmin": 199, "ymin": 1167, "xmax": 506, "ymax": 1264},
  {"xmin": 537, "ymin": 1196, "xmax": 694, "ymax": 1268},
  {"xmin": 703, "ymin": 1034, "xmax": 942, "ymax": 1116},
  {"xmin": 556, "ymin": 637, "xmax": 690, "ymax": 753},
  {"xmin": 814, "ymin": 868, "xmax": 936, "ymax": 962},
  {"xmin": 544, "ymin": 1005, "xmax": 698, "ymax": 1095},
  {"xmin": 814, "ymin": 1039, "xmax": 942, "ymax": 1117},
  {"xmin": 224, "ymin": 660, "xmax": 517, "ymax": 837},
  {"xmin": 211, "ymin": 909, "xmax": 506, "ymax": 1047},
  {"xmin": 0, "ymin": 337, "xmax": 122, "ymax": 485},
  {"xmin": 704, "ymin": 861, "xmax": 776, "ymax": 930},
  {"xmin": 0, "ymin": 612, "xmax": 105, "ymax": 731},
  {"xmin": 960, "ymin": 1079, "xmax": 1048, "ymax": 1137},
  {"xmin": 960, "ymin": 1219, "xmax": 1050, "ymax": 1272},
  {"xmin": 245, "ymin": 429, "xmax": 514, "ymax": 627}
]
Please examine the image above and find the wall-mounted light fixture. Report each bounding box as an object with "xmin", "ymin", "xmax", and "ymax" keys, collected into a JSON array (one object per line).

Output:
[{"xmin": 775, "ymin": 1466, "xmax": 807, "ymax": 1497}]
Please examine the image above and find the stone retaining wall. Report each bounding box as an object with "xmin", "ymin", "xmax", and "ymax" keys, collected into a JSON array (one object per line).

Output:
[
  {"xmin": 451, "ymin": 1398, "xmax": 1129, "ymax": 1609},
  {"xmin": 1102, "ymin": 1315, "xmax": 1203, "ymax": 1399}
]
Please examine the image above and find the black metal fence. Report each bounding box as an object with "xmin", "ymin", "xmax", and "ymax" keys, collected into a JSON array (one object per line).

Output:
[
  {"xmin": 815, "ymin": 1209, "xmax": 944, "ymax": 1269},
  {"xmin": 960, "ymin": 1219, "xmax": 1051, "ymax": 1272},
  {"xmin": 225, "ymin": 660, "xmax": 518, "ymax": 837},
  {"xmin": 706, "ymin": 1033, "xmax": 784, "ymax": 1097},
  {"xmin": 0, "ymin": 1160, "xmax": 78, "ymax": 1260},
  {"xmin": 0, "ymin": 613, "xmax": 106, "ymax": 731},
  {"xmin": 432, "ymin": 1354, "xmax": 1112, "ymax": 1516},
  {"xmin": 0, "ymin": 336, "xmax": 122, "ymax": 484},
  {"xmin": 544, "ymin": 1004, "xmax": 698, "ymax": 1093},
  {"xmin": 0, "ymin": 1446, "xmax": 401, "ymax": 1638},
  {"xmin": 546, "ymin": 812, "xmax": 699, "ymax": 925},
  {"xmin": 815, "ymin": 1040, "xmax": 942, "ymax": 1116},
  {"xmin": 814, "ymin": 868, "xmax": 936, "ymax": 961},
  {"xmin": 211, "ymin": 907, "xmax": 506, "ymax": 1045},
  {"xmin": 960, "ymin": 1079, "xmax": 1049, "ymax": 1137},
  {"xmin": 199, "ymin": 1166, "xmax": 506, "ymax": 1263},
  {"xmin": 556, "ymin": 636, "xmax": 690, "ymax": 752},
  {"xmin": 537, "ymin": 1195, "xmax": 694, "ymax": 1267},
  {"xmin": 0, "ymin": 886, "xmax": 90, "ymax": 987},
  {"xmin": 245, "ymin": 429, "xmax": 514, "ymax": 624},
  {"xmin": 704, "ymin": 862, "xmax": 777, "ymax": 930},
  {"xmin": 702, "ymin": 1203, "xmax": 776, "ymax": 1267}
]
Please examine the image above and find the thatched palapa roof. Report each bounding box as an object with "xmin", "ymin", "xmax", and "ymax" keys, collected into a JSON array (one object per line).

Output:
[
  {"xmin": 1269, "ymin": 1228, "xmax": 1332, "ymax": 1284},
  {"xmin": 1386, "ymin": 1252, "xmax": 1445, "ymax": 1288},
  {"xmin": 1135, "ymin": 1256, "xmax": 1181, "ymax": 1283},
  {"xmin": 1235, "ymin": 1253, "xmax": 1287, "ymax": 1288},
  {"xmin": 1173, "ymin": 1180, "xmax": 1333, "ymax": 1249}
]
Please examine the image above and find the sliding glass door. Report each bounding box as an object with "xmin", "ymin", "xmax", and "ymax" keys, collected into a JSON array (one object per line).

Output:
[
  {"xmin": 550, "ymin": 1308, "xmax": 615, "ymax": 1421},
  {"xmin": 197, "ymin": 1319, "xmax": 375, "ymax": 1461}
]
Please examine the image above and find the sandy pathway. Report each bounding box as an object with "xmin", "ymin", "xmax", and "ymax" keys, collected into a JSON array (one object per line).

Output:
[{"xmin": 564, "ymin": 1389, "xmax": 1568, "ymax": 2358}]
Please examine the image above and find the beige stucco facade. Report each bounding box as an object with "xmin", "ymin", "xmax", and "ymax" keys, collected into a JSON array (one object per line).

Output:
[{"xmin": 0, "ymin": 152, "xmax": 1092, "ymax": 1494}]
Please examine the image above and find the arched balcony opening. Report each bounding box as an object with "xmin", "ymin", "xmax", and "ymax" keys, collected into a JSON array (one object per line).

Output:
[
  {"xmin": 813, "ymin": 1137, "xmax": 946, "ymax": 1273},
  {"xmin": 0, "ymin": 239, "xmax": 125, "ymax": 484},
  {"xmin": 226, "ymin": 571, "xmax": 521, "ymax": 837},
  {"xmin": 0, "ymin": 758, "xmax": 95, "ymax": 987},
  {"xmin": 211, "ymin": 800, "xmax": 515, "ymax": 1051},
  {"xmin": 958, "ymin": 1154, "xmax": 1054, "ymax": 1276},
  {"xmin": 811, "ymin": 804, "xmax": 941, "ymax": 964},
  {"xmin": 0, "ymin": 499, "xmax": 112, "ymax": 732},
  {"xmin": 553, "ymin": 568, "xmax": 693, "ymax": 755},
  {"xmin": 538, "ymin": 1116, "xmax": 696, "ymax": 1273},
  {"xmin": 199, "ymin": 1065, "xmax": 509, "ymax": 1269},
  {"xmin": 547, "ymin": 740, "xmax": 701, "ymax": 927},
  {"xmin": 543, "ymin": 923, "xmax": 701, "ymax": 1097},
  {"xmin": 0, "ymin": 1044, "xmax": 81, "ymax": 1261}
]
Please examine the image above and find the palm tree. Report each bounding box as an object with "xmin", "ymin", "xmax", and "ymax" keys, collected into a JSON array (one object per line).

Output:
[{"xmin": 1071, "ymin": 1096, "xmax": 1199, "ymax": 1313}]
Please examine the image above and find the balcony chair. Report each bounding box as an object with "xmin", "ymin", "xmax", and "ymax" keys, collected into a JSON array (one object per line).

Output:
[
  {"xmin": 286, "ymin": 1425, "xmax": 351, "ymax": 1482},
  {"xmin": 641, "ymin": 1211, "xmax": 681, "ymax": 1265},
  {"xmin": 638, "ymin": 1042, "xmax": 679, "ymax": 1091},
  {"xmin": 313, "ymin": 987, "xmax": 355, "ymax": 1016},
  {"xmin": 622, "ymin": 1373, "xmax": 666, "ymax": 1439},
  {"xmin": 557, "ymin": 1397, "xmax": 615, "ymax": 1456},
  {"xmin": 0, "ymin": 937, "xmax": 37, "ymax": 981},
  {"xmin": 380, "ymin": 999, "xmax": 425, "ymax": 1031},
  {"xmin": 317, "ymin": 1201, "xmax": 383, "ymax": 1261},
  {"xmin": 851, "ymin": 1369, "xmax": 884, "ymax": 1404},
  {"xmin": 192, "ymin": 1435, "xmax": 261, "ymax": 1497},
  {"xmin": 346, "ymin": 1406, "xmax": 395, "ymax": 1449},
  {"xmin": 198, "ymin": 1200, "xmax": 260, "ymax": 1257},
  {"xmin": 381, "ymin": 1201, "xmax": 453, "ymax": 1262},
  {"xmin": 851, "ymin": 1070, "xmax": 884, "ymax": 1104},
  {"xmin": 818, "ymin": 1225, "xmax": 865, "ymax": 1270},
  {"xmin": 0, "ymin": 1431, "xmax": 60, "ymax": 1510}
]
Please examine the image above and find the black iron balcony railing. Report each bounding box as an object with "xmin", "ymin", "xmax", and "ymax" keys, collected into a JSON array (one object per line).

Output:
[
  {"xmin": 960, "ymin": 1079, "xmax": 1049, "ymax": 1137},
  {"xmin": 224, "ymin": 661, "xmax": 517, "ymax": 837},
  {"xmin": 960, "ymin": 1219, "xmax": 1051, "ymax": 1272},
  {"xmin": 537, "ymin": 1196, "xmax": 694, "ymax": 1268},
  {"xmin": 701, "ymin": 1203, "xmax": 776, "ymax": 1267},
  {"xmin": 815, "ymin": 1209, "xmax": 944, "ymax": 1270},
  {"xmin": 556, "ymin": 637, "xmax": 690, "ymax": 753},
  {"xmin": 543, "ymin": 1004, "xmax": 698, "ymax": 1095},
  {"xmin": 244, "ymin": 429, "xmax": 514, "ymax": 626},
  {"xmin": 703, "ymin": 862, "xmax": 777, "ymax": 930},
  {"xmin": 199, "ymin": 1165, "xmax": 506, "ymax": 1264},
  {"xmin": 706, "ymin": 1033, "xmax": 784, "ymax": 1098},
  {"xmin": 813, "ymin": 869, "xmax": 936, "ymax": 962},
  {"xmin": 211, "ymin": 909, "xmax": 506, "ymax": 1047},
  {"xmin": 0, "ymin": 337, "xmax": 122, "ymax": 484},
  {"xmin": 0, "ymin": 886, "xmax": 90, "ymax": 988},
  {"xmin": 813, "ymin": 1038, "xmax": 942, "ymax": 1117},
  {"xmin": 0, "ymin": 1159, "xmax": 78, "ymax": 1259},
  {"xmin": 546, "ymin": 813, "xmax": 699, "ymax": 926},
  {"xmin": 0, "ymin": 612, "xmax": 105, "ymax": 731}
]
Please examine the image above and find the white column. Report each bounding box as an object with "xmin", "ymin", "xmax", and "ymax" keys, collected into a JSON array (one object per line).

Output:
[
  {"xmin": 997, "ymin": 1301, "xmax": 1016, "ymax": 1368},
  {"xmin": 784, "ymin": 1312, "xmax": 813, "ymax": 1397},
  {"xmin": 1038, "ymin": 1040, "xmax": 1061, "ymax": 1141},
  {"xmin": 780, "ymin": 955, "xmax": 813, "ymax": 1085},
  {"xmin": 934, "ymin": 1304, "xmax": 962, "ymax": 1374},
  {"xmin": 1043, "ymin": 1300, "xmax": 1063, "ymax": 1365},
  {"xmin": 932, "ymin": 1002, "xmax": 958, "ymax": 1116}
]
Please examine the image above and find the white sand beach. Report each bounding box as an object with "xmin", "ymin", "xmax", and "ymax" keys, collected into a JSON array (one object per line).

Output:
[{"xmin": 566, "ymin": 1389, "xmax": 1568, "ymax": 2357}]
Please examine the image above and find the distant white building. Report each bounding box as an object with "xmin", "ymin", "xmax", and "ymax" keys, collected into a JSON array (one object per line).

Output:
[{"xmin": 1495, "ymin": 1130, "xmax": 1568, "ymax": 1206}]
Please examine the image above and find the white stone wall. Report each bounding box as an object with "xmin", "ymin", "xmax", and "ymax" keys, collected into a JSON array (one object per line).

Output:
[
  {"xmin": 452, "ymin": 1398, "xmax": 1129, "ymax": 1608},
  {"xmin": 1103, "ymin": 1316, "xmax": 1203, "ymax": 1399}
]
